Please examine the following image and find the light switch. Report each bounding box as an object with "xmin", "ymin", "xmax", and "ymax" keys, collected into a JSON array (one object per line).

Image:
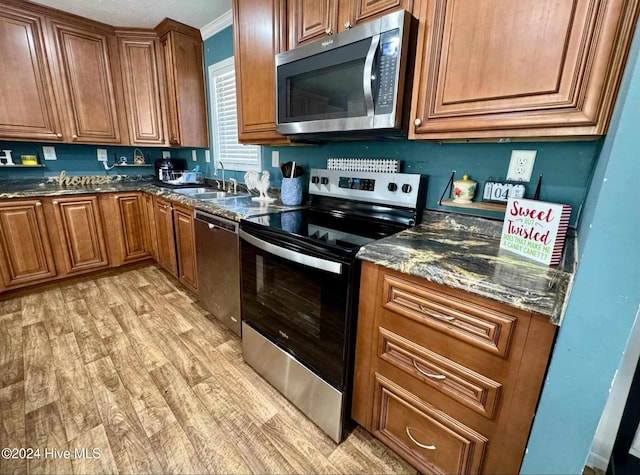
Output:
[
  {"xmin": 191, "ymin": 150, "xmax": 197, "ymax": 161},
  {"xmin": 162, "ymin": 151, "xmax": 171, "ymax": 158},
  {"xmin": 97, "ymin": 149, "xmax": 108, "ymax": 162},
  {"xmin": 205, "ymin": 150, "xmax": 211, "ymax": 163},
  {"xmin": 272, "ymin": 151, "xmax": 279, "ymax": 168}
]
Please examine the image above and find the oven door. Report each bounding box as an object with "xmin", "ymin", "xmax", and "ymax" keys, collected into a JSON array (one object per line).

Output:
[{"xmin": 239, "ymin": 228, "xmax": 357, "ymax": 390}]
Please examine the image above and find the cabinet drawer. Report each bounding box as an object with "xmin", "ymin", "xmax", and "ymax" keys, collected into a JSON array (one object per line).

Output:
[
  {"xmin": 382, "ymin": 273, "xmax": 516, "ymax": 357},
  {"xmin": 373, "ymin": 374, "xmax": 487, "ymax": 475},
  {"xmin": 377, "ymin": 327, "xmax": 502, "ymax": 420}
]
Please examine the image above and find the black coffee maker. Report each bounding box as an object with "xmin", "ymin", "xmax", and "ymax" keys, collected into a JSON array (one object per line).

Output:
[{"xmin": 154, "ymin": 158, "xmax": 188, "ymax": 183}]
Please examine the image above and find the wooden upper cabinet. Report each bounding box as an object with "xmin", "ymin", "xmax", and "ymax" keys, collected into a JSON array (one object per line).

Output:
[
  {"xmin": 410, "ymin": 0, "xmax": 640, "ymax": 140},
  {"xmin": 0, "ymin": 199, "xmax": 57, "ymax": 290},
  {"xmin": 47, "ymin": 195, "xmax": 110, "ymax": 275},
  {"xmin": 233, "ymin": 0, "xmax": 289, "ymax": 145},
  {"xmin": 287, "ymin": 0, "xmax": 414, "ymax": 49},
  {"xmin": 46, "ymin": 17, "xmax": 127, "ymax": 144},
  {"xmin": 156, "ymin": 20, "xmax": 209, "ymax": 148},
  {"xmin": 117, "ymin": 31, "xmax": 167, "ymax": 146},
  {"xmin": 288, "ymin": 0, "xmax": 338, "ymax": 48},
  {"xmin": 0, "ymin": 5, "xmax": 64, "ymax": 141}
]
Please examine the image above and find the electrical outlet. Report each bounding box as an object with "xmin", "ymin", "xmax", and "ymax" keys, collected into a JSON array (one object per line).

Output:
[
  {"xmin": 205, "ymin": 150, "xmax": 211, "ymax": 163},
  {"xmin": 162, "ymin": 151, "xmax": 171, "ymax": 158},
  {"xmin": 506, "ymin": 150, "xmax": 537, "ymax": 182},
  {"xmin": 96, "ymin": 149, "xmax": 107, "ymax": 162},
  {"xmin": 191, "ymin": 150, "xmax": 197, "ymax": 161},
  {"xmin": 271, "ymin": 150, "xmax": 279, "ymax": 168}
]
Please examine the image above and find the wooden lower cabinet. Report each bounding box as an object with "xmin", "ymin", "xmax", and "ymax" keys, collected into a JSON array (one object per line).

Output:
[
  {"xmin": 45, "ymin": 195, "xmax": 110, "ymax": 276},
  {"xmin": 0, "ymin": 199, "xmax": 57, "ymax": 290},
  {"xmin": 100, "ymin": 192, "xmax": 151, "ymax": 266},
  {"xmin": 172, "ymin": 203, "xmax": 197, "ymax": 294},
  {"xmin": 153, "ymin": 196, "xmax": 178, "ymax": 278},
  {"xmin": 352, "ymin": 261, "xmax": 557, "ymax": 474}
]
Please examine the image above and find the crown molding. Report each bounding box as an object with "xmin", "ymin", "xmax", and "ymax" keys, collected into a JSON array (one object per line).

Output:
[{"xmin": 201, "ymin": 9, "xmax": 232, "ymax": 40}]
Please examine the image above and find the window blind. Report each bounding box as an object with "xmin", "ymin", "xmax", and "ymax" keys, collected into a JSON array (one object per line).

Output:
[{"xmin": 209, "ymin": 58, "xmax": 260, "ymax": 171}]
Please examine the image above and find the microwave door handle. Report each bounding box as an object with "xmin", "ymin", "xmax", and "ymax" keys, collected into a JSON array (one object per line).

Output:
[
  {"xmin": 363, "ymin": 34, "xmax": 380, "ymax": 116},
  {"xmin": 239, "ymin": 230, "xmax": 343, "ymax": 275}
]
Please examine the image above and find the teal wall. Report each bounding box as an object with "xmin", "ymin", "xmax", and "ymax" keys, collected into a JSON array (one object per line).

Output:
[
  {"xmin": 0, "ymin": 142, "xmax": 209, "ymax": 180},
  {"xmin": 521, "ymin": 24, "xmax": 640, "ymax": 474}
]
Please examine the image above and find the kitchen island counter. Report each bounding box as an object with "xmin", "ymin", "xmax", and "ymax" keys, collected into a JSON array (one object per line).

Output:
[{"xmin": 356, "ymin": 210, "xmax": 576, "ymax": 324}]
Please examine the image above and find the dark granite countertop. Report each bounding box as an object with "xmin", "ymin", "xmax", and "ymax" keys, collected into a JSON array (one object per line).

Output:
[
  {"xmin": 0, "ymin": 176, "xmax": 304, "ymax": 221},
  {"xmin": 356, "ymin": 211, "xmax": 576, "ymax": 325}
]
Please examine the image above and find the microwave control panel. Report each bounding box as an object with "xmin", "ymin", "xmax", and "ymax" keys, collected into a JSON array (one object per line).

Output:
[{"xmin": 375, "ymin": 29, "xmax": 400, "ymax": 114}]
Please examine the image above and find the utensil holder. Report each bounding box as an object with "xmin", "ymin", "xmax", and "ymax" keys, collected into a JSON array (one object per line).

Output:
[{"xmin": 281, "ymin": 176, "xmax": 303, "ymax": 206}]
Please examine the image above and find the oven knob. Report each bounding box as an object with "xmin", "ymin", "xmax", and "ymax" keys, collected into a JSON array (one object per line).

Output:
[
  {"xmin": 387, "ymin": 182, "xmax": 398, "ymax": 192},
  {"xmin": 311, "ymin": 176, "xmax": 320, "ymax": 184},
  {"xmin": 321, "ymin": 177, "xmax": 329, "ymax": 185},
  {"xmin": 402, "ymin": 184, "xmax": 413, "ymax": 193}
]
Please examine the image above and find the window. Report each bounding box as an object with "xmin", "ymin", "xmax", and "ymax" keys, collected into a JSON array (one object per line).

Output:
[{"xmin": 208, "ymin": 57, "xmax": 261, "ymax": 171}]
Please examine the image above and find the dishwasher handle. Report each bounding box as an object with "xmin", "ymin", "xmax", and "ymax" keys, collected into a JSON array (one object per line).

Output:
[
  {"xmin": 194, "ymin": 210, "xmax": 238, "ymax": 233},
  {"xmin": 239, "ymin": 229, "xmax": 343, "ymax": 275}
]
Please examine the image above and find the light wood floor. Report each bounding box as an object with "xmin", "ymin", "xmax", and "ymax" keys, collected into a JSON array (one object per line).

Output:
[{"xmin": 0, "ymin": 263, "xmax": 417, "ymax": 475}]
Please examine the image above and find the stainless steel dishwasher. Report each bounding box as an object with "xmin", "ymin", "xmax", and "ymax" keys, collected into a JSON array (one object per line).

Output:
[{"xmin": 194, "ymin": 209, "xmax": 241, "ymax": 336}]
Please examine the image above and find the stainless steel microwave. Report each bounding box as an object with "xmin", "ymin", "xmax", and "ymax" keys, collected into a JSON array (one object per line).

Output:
[{"xmin": 275, "ymin": 10, "xmax": 412, "ymax": 140}]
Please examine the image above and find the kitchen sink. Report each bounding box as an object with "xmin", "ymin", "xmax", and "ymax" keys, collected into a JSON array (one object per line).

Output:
[
  {"xmin": 171, "ymin": 188, "xmax": 249, "ymax": 200},
  {"xmin": 172, "ymin": 187, "xmax": 217, "ymax": 195}
]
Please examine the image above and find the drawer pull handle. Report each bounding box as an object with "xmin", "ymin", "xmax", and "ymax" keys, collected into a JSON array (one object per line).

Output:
[
  {"xmin": 413, "ymin": 360, "xmax": 446, "ymax": 380},
  {"xmin": 406, "ymin": 427, "xmax": 436, "ymax": 450},
  {"xmin": 419, "ymin": 304, "xmax": 455, "ymax": 321}
]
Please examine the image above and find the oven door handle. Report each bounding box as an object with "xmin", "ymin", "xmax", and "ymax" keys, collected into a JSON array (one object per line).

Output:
[{"xmin": 239, "ymin": 229, "xmax": 343, "ymax": 275}]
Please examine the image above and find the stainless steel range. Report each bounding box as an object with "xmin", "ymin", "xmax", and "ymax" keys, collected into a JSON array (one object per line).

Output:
[{"xmin": 239, "ymin": 168, "xmax": 426, "ymax": 443}]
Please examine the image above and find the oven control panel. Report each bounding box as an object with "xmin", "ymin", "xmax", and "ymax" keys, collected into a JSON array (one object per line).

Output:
[{"xmin": 309, "ymin": 168, "xmax": 423, "ymax": 208}]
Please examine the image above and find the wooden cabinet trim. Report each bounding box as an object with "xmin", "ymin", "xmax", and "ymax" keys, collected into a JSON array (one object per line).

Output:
[
  {"xmin": 382, "ymin": 273, "xmax": 516, "ymax": 357},
  {"xmin": 373, "ymin": 373, "xmax": 488, "ymax": 475},
  {"xmin": 377, "ymin": 326, "xmax": 502, "ymax": 419}
]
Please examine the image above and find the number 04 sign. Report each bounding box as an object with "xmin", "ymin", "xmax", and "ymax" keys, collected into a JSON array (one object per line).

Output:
[{"xmin": 483, "ymin": 181, "xmax": 525, "ymax": 202}]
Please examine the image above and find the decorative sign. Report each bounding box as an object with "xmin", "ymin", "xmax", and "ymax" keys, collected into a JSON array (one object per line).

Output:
[
  {"xmin": 483, "ymin": 181, "xmax": 526, "ymax": 202},
  {"xmin": 500, "ymin": 198, "xmax": 571, "ymax": 266},
  {"xmin": 54, "ymin": 171, "xmax": 110, "ymax": 186}
]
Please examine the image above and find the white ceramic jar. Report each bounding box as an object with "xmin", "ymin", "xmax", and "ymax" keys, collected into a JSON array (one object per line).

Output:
[{"xmin": 453, "ymin": 175, "xmax": 477, "ymax": 203}]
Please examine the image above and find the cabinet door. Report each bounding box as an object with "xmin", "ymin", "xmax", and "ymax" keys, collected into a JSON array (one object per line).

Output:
[
  {"xmin": 410, "ymin": 0, "xmax": 640, "ymax": 139},
  {"xmin": 158, "ymin": 26, "xmax": 208, "ymax": 148},
  {"xmin": 153, "ymin": 197, "xmax": 177, "ymax": 277},
  {"xmin": 47, "ymin": 18, "xmax": 126, "ymax": 144},
  {"xmin": 343, "ymin": 0, "xmax": 414, "ymax": 30},
  {"xmin": 142, "ymin": 192, "xmax": 158, "ymax": 262},
  {"xmin": 0, "ymin": 7, "xmax": 63, "ymax": 141},
  {"xmin": 233, "ymin": 0, "xmax": 289, "ymax": 145},
  {"xmin": 110, "ymin": 193, "xmax": 150, "ymax": 266},
  {"xmin": 173, "ymin": 204, "xmax": 198, "ymax": 294},
  {"xmin": 288, "ymin": 0, "xmax": 338, "ymax": 48},
  {"xmin": 0, "ymin": 200, "xmax": 57, "ymax": 290},
  {"xmin": 49, "ymin": 196, "xmax": 109, "ymax": 275},
  {"xmin": 118, "ymin": 32, "xmax": 167, "ymax": 146}
]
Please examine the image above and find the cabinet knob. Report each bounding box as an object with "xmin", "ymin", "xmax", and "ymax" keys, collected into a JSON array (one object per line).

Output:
[
  {"xmin": 325, "ymin": 28, "xmax": 333, "ymax": 35},
  {"xmin": 35, "ymin": 202, "xmax": 42, "ymax": 207},
  {"xmin": 53, "ymin": 200, "xmax": 59, "ymax": 206},
  {"xmin": 344, "ymin": 21, "xmax": 352, "ymax": 29},
  {"xmin": 56, "ymin": 133, "xmax": 63, "ymax": 138},
  {"xmin": 72, "ymin": 134, "xmax": 78, "ymax": 140},
  {"xmin": 414, "ymin": 118, "xmax": 422, "ymax": 127}
]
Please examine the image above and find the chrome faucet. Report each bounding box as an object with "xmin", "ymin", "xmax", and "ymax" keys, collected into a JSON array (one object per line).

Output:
[
  {"xmin": 229, "ymin": 178, "xmax": 238, "ymax": 194},
  {"xmin": 216, "ymin": 161, "xmax": 225, "ymax": 190}
]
